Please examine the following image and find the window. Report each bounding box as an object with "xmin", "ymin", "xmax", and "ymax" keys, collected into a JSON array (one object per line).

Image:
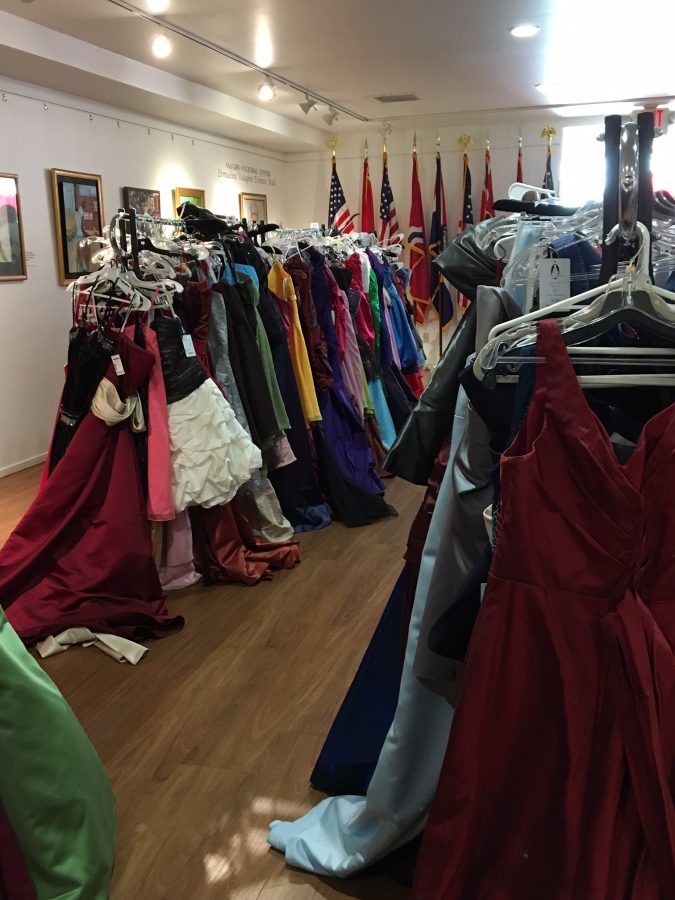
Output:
[{"xmin": 560, "ymin": 120, "xmax": 675, "ymax": 206}]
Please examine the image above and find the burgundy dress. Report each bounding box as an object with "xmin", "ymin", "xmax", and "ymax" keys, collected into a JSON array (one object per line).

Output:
[
  {"xmin": 0, "ymin": 805, "xmax": 34, "ymax": 899},
  {"xmin": 0, "ymin": 334, "xmax": 183, "ymax": 642},
  {"xmin": 413, "ymin": 320, "xmax": 675, "ymax": 899}
]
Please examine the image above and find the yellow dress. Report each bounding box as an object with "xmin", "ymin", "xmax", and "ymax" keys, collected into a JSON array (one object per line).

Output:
[{"xmin": 268, "ymin": 260, "xmax": 322, "ymax": 424}]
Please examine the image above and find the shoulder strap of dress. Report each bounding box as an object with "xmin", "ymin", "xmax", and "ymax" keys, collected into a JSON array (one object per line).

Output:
[{"xmin": 536, "ymin": 319, "xmax": 577, "ymax": 383}]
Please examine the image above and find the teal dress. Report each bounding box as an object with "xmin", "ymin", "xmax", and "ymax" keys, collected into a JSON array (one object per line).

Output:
[{"xmin": 0, "ymin": 610, "xmax": 115, "ymax": 897}]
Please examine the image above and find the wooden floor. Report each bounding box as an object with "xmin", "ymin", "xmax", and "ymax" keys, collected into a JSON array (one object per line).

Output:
[{"xmin": 0, "ymin": 467, "xmax": 423, "ymax": 899}]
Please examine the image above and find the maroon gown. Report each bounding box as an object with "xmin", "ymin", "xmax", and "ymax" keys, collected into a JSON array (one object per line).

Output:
[
  {"xmin": 0, "ymin": 334, "xmax": 183, "ymax": 642},
  {"xmin": 0, "ymin": 805, "xmax": 34, "ymax": 899},
  {"xmin": 413, "ymin": 320, "xmax": 675, "ymax": 899}
]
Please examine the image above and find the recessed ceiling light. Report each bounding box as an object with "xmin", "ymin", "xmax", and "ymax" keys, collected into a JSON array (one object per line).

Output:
[
  {"xmin": 510, "ymin": 24, "xmax": 540, "ymax": 38},
  {"xmin": 146, "ymin": 0, "xmax": 170, "ymax": 12},
  {"xmin": 151, "ymin": 33, "xmax": 172, "ymax": 58},
  {"xmin": 258, "ymin": 77, "xmax": 276, "ymax": 101}
]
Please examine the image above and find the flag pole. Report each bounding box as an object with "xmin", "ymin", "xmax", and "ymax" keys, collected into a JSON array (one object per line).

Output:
[
  {"xmin": 437, "ymin": 134, "xmax": 444, "ymax": 359},
  {"xmin": 541, "ymin": 125, "xmax": 556, "ymax": 193}
]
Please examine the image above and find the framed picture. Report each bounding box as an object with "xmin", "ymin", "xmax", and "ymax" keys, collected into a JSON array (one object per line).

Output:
[
  {"xmin": 0, "ymin": 174, "xmax": 27, "ymax": 282},
  {"xmin": 51, "ymin": 169, "xmax": 104, "ymax": 285},
  {"xmin": 173, "ymin": 187, "xmax": 205, "ymax": 214},
  {"xmin": 239, "ymin": 192, "xmax": 268, "ymax": 226},
  {"xmin": 123, "ymin": 186, "xmax": 161, "ymax": 218}
]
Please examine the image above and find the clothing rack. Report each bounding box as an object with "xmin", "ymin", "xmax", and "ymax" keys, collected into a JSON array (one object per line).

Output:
[{"xmin": 113, "ymin": 208, "xmax": 185, "ymax": 279}]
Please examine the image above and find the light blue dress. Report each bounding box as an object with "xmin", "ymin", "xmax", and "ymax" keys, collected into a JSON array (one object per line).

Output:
[{"xmin": 266, "ymin": 392, "xmax": 477, "ymax": 876}]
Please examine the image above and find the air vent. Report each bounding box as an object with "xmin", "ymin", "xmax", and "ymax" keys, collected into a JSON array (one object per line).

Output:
[{"xmin": 374, "ymin": 93, "xmax": 420, "ymax": 104}]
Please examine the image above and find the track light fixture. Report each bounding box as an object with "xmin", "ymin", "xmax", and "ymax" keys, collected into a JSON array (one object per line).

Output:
[
  {"xmin": 258, "ymin": 76, "xmax": 276, "ymax": 101},
  {"xmin": 323, "ymin": 107, "xmax": 339, "ymax": 126},
  {"xmin": 299, "ymin": 94, "xmax": 317, "ymax": 115}
]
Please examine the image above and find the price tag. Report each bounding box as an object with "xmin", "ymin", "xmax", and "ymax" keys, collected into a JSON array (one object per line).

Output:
[
  {"xmin": 111, "ymin": 354, "xmax": 126, "ymax": 376},
  {"xmin": 182, "ymin": 335, "xmax": 197, "ymax": 357},
  {"xmin": 539, "ymin": 257, "xmax": 571, "ymax": 308}
]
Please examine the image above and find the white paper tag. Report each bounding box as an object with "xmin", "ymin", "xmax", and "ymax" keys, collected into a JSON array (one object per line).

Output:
[
  {"xmin": 111, "ymin": 354, "xmax": 125, "ymax": 376},
  {"xmin": 182, "ymin": 335, "xmax": 197, "ymax": 357},
  {"xmin": 539, "ymin": 257, "xmax": 571, "ymax": 308}
]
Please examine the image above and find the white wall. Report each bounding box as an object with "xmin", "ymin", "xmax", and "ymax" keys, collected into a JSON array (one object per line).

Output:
[{"xmin": 0, "ymin": 78, "xmax": 289, "ymax": 476}]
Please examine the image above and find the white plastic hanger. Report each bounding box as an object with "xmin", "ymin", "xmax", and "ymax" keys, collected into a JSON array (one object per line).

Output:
[{"xmin": 475, "ymin": 222, "xmax": 675, "ymax": 385}]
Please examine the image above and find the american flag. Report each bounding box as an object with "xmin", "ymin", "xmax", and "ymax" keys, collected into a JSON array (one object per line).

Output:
[
  {"xmin": 328, "ymin": 154, "xmax": 354, "ymax": 233},
  {"xmin": 379, "ymin": 150, "xmax": 400, "ymax": 245}
]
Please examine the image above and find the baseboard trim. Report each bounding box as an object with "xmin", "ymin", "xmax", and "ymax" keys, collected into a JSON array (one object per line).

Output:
[{"xmin": 0, "ymin": 453, "xmax": 47, "ymax": 479}]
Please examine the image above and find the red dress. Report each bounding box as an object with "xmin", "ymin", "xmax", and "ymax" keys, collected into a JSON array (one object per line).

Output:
[
  {"xmin": 413, "ymin": 320, "xmax": 675, "ymax": 899},
  {"xmin": 0, "ymin": 334, "xmax": 183, "ymax": 642}
]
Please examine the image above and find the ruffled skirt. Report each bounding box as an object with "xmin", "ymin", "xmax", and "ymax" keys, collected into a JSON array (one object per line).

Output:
[{"xmin": 168, "ymin": 379, "xmax": 262, "ymax": 512}]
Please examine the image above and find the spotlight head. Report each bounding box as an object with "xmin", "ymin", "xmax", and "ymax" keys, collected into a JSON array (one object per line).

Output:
[
  {"xmin": 146, "ymin": 0, "xmax": 170, "ymax": 12},
  {"xmin": 299, "ymin": 94, "xmax": 317, "ymax": 115},
  {"xmin": 258, "ymin": 77, "xmax": 276, "ymax": 101},
  {"xmin": 152, "ymin": 32, "xmax": 172, "ymax": 58},
  {"xmin": 323, "ymin": 107, "xmax": 339, "ymax": 126}
]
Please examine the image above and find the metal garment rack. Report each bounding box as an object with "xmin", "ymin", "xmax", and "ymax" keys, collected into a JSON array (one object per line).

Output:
[{"xmin": 113, "ymin": 207, "xmax": 185, "ymax": 278}]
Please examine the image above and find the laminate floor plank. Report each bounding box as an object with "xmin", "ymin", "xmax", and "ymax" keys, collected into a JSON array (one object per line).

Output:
[{"xmin": 0, "ymin": 466, "xmax": 422, "ymax": 898}]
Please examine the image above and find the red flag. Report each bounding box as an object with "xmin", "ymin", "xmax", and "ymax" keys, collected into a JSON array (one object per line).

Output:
[
  {"xmin": 361, "ymin": 150, "xmax": 375, "ymax": 233},
  {"xmin": 407, "ymin": 146, "xmax": 431, "ymax": 325},
  {"xmin": 480, "ymin": 146, "xmax": 494, "ymax": 220},
  {"xmin": 517, "ymin": 138, "xmax": 524, "ymax": 183}
]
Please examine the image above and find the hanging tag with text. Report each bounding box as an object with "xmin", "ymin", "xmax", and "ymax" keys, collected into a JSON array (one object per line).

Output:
[
  {"xmin": 182, "ymin": 335, "xmax": 197, "ymax": 357},
  {"xmin": 539, "ymin": 257, "xmax": 571, "ymax": 308}
]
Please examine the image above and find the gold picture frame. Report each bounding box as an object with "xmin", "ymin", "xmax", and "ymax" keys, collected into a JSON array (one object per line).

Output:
[
  {"xmin": 51, "ymin": 168, "xmax": 104, "ymax": 285},
  {"xmin": 172, "ymin": 187, "xmax": 205, "ymax": 215},
  {"xmin": 0, "ymin": 173, "xmax": 27, "ymax": 282},
  {"xmin": 239, "ymin": 192, "xmax": 268, "ymax": 226}
]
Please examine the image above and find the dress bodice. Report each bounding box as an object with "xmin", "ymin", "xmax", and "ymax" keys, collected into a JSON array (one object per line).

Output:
[
  {"xmin": 151, "ymin": 315, "xmax": 207, "ymax": 404},
  {"xmin": 497, "ymin": 319, "xmax": 675, "ymax": 613}
]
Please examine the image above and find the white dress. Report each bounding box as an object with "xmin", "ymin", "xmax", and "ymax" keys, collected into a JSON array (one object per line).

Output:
[{"xmin": 167, "ymin": 378, "xmax": 262, "ymax": 513}]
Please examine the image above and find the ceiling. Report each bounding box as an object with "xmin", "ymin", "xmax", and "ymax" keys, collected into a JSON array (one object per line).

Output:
[{"xmin": 1, "ymin": 0, "xmax": 673, "ymax": 152}]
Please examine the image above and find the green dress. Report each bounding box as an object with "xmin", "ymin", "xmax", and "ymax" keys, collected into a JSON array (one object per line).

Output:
[{"xmin": 0, "ymin": 610, "xmax": 115, "ymax": 897}]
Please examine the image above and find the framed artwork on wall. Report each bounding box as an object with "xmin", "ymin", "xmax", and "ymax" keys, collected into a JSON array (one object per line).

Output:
[
  {"xmin": 51, "ymin": 169, "xmax": 104, "ymax": 285},
  {"xmin": 0, "ymin": 173, "xmax": 27, "ymax": 282},
  {"xmin": 239, "ymin": 192, "xmax": 268, "ymax": 226},
  {"xmin": 122, "ymin": 186, "xmax": 161, "ymax": 218},
  {"xmin": 172, "ymin": 187, "xmax": 205, "ymax": 214}
]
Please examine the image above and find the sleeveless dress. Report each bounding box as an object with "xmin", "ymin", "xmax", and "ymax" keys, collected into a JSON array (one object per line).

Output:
[
  {"xmin": 0, "ymin": 334, "xmax": 183, "ymax": 642},
  {"xmin": 413, "ymin": 320, "xmax": 675, "ymax": 899}
]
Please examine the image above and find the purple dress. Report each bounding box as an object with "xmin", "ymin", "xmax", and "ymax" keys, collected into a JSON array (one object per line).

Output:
[{"xmin": 307, "ymin": 249, "xmax": 385, "ymax": 499}]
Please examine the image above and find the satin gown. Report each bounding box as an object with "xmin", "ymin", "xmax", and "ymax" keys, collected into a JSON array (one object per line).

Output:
[
  {"xmin": 0, "ymin": 333, "xmax": 183, "ymax": 642},
  {"xmin": 413, "ymin": 320, "xmax": 675, "ymax": 899},
  {"xmin": 0, "ymin": 608, "xmax": 115, "ymax": 898}
]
